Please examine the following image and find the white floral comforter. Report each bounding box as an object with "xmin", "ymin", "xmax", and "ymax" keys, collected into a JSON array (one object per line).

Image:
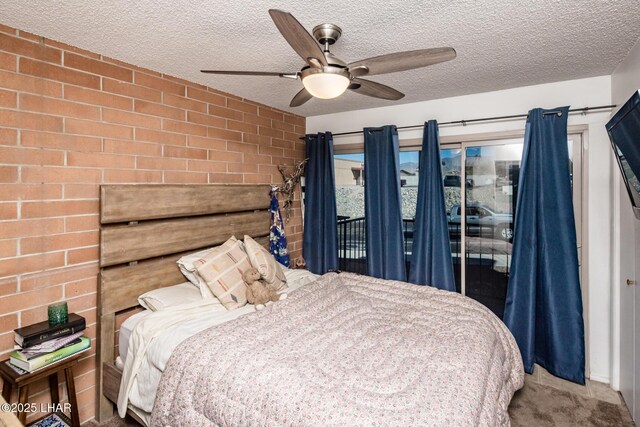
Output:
[{"xmin": 151, "ymin": 272, "xmax": 524, "ymax": 427}]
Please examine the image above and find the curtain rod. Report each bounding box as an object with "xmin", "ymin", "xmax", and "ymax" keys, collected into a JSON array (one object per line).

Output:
[{"xmin": 300, "ymin": 104, "xmax": 616, "ymax": 140}]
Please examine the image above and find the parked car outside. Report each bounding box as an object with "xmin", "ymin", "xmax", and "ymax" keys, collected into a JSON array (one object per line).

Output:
[{"xmin": 447, "ymin": 203, "xmax": 513, "ymax": 241}]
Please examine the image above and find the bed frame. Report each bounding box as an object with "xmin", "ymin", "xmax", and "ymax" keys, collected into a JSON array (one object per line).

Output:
[{"xmin": 96, "ymin": 184, "xmax": 272, "ymax": 422}]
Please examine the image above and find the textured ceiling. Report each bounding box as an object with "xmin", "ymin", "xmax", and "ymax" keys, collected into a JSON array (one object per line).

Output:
[{"xmin": 1, "ymin": 0, "xmax": 639, "ymax": 117}]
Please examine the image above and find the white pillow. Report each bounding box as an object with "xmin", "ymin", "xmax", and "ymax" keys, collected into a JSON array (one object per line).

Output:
[{"xmin": 138, "ymin": 282, "xmax": 206, "ymax": 311}]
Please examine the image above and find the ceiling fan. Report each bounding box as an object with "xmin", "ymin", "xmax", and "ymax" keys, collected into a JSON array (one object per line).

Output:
[{"xmin": 201, "ymin": 9, "xmax": 456, "ymax": 107}]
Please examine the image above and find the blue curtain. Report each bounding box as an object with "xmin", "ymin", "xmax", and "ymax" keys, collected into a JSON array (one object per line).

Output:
[
  {"xmin": 364, "ymin": 125, "xmax": 406, "ymax": 281},
  {"xmin": 408, "ymin": 121, "xmax": 456, "ymax": 291},
  {"xmin": 269, "ymin": 193, "xmax": 290, "ymax": 267},
  {"xmin": 503, "ymin": 106, "xmax": 585, "ymax": 384},
  {"xmin": 303, "ymin": 132, "xmax": 338, "ymax": 274}
]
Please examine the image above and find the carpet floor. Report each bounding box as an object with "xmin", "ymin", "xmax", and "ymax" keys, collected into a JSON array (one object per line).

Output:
[{"xmin": 84, "ymin": 381, "xmax": 635, "ymax": 427}]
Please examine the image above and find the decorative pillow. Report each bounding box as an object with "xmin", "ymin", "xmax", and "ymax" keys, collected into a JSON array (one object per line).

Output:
[
  {"xmin": 138, "ymin": 282, "xmax": 210, "ymax": 311},
  {"xmin": 243, "ymin": 235, "xmax": 288, "ymax": 291},
  {"xmin": 194, "ymin": 237, "xmax": 252, "ymax": 310},
  {"xmin": 177, "ymin": 237, "xmax": 241, "ymax": 298}
]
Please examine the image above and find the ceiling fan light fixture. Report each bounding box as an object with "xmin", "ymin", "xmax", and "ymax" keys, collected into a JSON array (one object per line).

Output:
[{"xmin": 301, "ymin": 67, "xmax": 350, "ymax": 99}]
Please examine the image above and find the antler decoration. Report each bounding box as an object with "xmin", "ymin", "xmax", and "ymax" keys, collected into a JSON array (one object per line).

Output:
[{"xmin": 272, "ymin": 158, "xmax": 308, "ymax": 222}]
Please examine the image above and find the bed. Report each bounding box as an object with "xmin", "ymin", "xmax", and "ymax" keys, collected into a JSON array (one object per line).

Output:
[{"xmin": 96, "ymin": 184, "xmax": 524, "ymax": 426}]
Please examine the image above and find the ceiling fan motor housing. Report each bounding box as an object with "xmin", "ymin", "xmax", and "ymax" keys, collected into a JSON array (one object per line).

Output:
[{"xmin": 312, "ymin": 23, "xmax": 342, "ymax": 46}]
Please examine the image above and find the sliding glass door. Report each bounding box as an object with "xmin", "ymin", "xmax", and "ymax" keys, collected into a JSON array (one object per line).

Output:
[{"xmin": 333, "ymin": 133, "xmax": 583, "ymax": 320}]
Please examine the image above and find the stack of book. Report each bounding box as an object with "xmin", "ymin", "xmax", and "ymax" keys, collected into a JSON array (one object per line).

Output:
[{"xmin": 9, "ymin": 314, "xmax": 90, "ymax": 373}]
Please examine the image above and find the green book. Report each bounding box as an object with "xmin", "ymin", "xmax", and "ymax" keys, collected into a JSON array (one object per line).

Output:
[{"xmin": 9, "ymin": 337, "xmax": 90, "ymax": 372}]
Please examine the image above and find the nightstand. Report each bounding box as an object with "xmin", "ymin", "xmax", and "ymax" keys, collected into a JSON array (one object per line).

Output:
[{"xmin": 0, "ymin": 353, "xmax": 82, "ymax": 427}]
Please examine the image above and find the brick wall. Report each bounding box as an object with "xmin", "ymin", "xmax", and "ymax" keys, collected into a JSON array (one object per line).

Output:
[{"xmin": 0, "ymin": 24, "xmax": 305, "ymax": 423}]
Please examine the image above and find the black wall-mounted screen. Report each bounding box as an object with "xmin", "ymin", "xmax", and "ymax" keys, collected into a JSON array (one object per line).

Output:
[{"xmin": 606, "ymin": 90, "xmax": 640, "ymax": 220}]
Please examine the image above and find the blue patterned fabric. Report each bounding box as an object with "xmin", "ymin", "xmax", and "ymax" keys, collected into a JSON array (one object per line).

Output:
[
  {"xmin": 364, "ymin": 125, "xmax": 406, "ymax": 281},
  {"xmin": 503, "ymin": 106, "xmax": 585, "ymax": 384},
  {"xmin": 408, "ymin": 121, "xmax": 456, "ymax": 291},
  {"xmin": 269, "ymin": 193, "xmax": 290, "ymax": 267}
]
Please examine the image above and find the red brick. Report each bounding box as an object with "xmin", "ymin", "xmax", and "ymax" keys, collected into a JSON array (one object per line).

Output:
[
  {"xmin": 0, "ymin": 70, "xmax": 62, "ymax": 97},
  {"xmin": 67, "ymin": 151, "xmax": 135, "ymax": 169},
  {"xmin": 242, "ymin": 133, "xmax": 271, "ymax": 145},
  {"xmin": 67, "ymin": 246, "xmax": 99, "ymax": 265},
  {"xmin": 208, "ymin": 104, "xmax": 243, "ymax": 121},
  {"xmin": 0, "ymin": 32, "xmax": 61, "ymax": 63},
  {"xmin": 0, "ymin": 146, "xmax": 64, "ymax": 165},
  {"xmin": 227, "ymin": 141, "xmax": 258, "ymax": 154},
  {"xmin": 209, "ymin": 173, "xmax": 243, "ymax": 183},
  {"xmin": 65, "ymin": 277, "xmax": 97, "ymax": 299},
  {"xmin": 186, "ymin": 159, "xmax": 227, "ymax": 173},
  {"xmin": 137, "ymin": 156, "xmax": 186, "ymax": 171},
  {"xmin": 0, "ymin": 51, "xmax": 17, "ymax": 71},
  {"xmin": 227, "ymin": 120, "xmax": 257, "ymax": 134},
  {"xmin": 136, "ymin": 128, "xmax": 186, "ymax": 146},
  {"xmin": 0, "ymin": 278, "xmax": 17, "ymax": 296},
  {"xmin": 65, "ymin": 215, "xmax": 99, "ymax": 232},
  {"xmin": 243, "ymin": 113, "xmax": 272, "ymax": 127},
  {"xmin": 0, "ymin": 283, "xmax": 63, "ymax": 312},
  {"xmin": 259, "ymin": 126, "xmax": 283, "ymax": 139},
  {"xmin": 0, "ymin": 239, "xmax": 17, "ymax": 258},
  {"xmin": 20, "ymin": 93, "xmax": 100, "ymax": 120},
  {"xmin": 17, "ymin": 30, "xmax": 40, "ymax": 42},
  {"xmin": 21, "ymin": 200, "xmax": 99, "ymax": 219},
  {"xmin": 0, "ymin": 110, "xmax": 63, "ymax": 132},
  {"xmin": 64, "ymin": 85, "xmax": 132, "ymax": 110},
  {"xmin": 186, "ymin": 111, "xmax": 225, "ymax": 128},
  {"xmin": 244, "ymin": 153, "xmax": 272, "ymax": 164},
  {"xmin": 135, "ymin": 100, "xmax": 184, "ymax": 120},
  {"xmin": 21, "ymin": 231, "xmax": 99, "ymax": 255},
  {"xmin": 65, "ymin": 118, "xmax": 133, "ymax": 139},
  {"xmin": 258, "ymin": 107, "xmax": 283, "ymax": 121},
  {"xmin": 162, "ymin": 74, "xmax": 207, "ymax": 90},
  {"xmin": 0, "ymin": 184, "xmax": 62, "ymax": 201},
  {"xmin": 103, "ymin": 169, "xmax": 162, "ymax": 183},
  {"xmin": 272, "ymin": 120, "xmax": 295, "ymax": 133},
  {"xmin": 162, "ymin": 119, "xmax": 207, "ymax": 136},
  {"xmin": 0, "ymin": 88, "xmax": 16, "ymax": 108},
  {"xmin": 45, "ymin": 39, "xmax": 101, "ymax": 59},
  {"xmin": 103, "ymin": 108, "xmax": 161, "ymax": 130},
  {"xmin": 163, "ymin": 171, "xmax": 208, "ymax": 184},
  {"xmin": 63, "ymin": 184, "xmax": 100, "ymax": 199},
  {"xmin": 104, "ymin": 56, "xmax": 160, "ymax": 76},
  {"xmin": 64, "ymin": 52, "xmax": 133, "ymax": 82},
  {"xmin": 22, "ymin": 166, "xmax": 102, "ymax": 184},
  {"xmin": 186, "ymin": 87, "xmax": 225, "ymax": 106},
  {"xmin": 163, "ymin": 93, "xmax": 206, "ymax": 113},
  {"xmin": 207, "ymin": 150, "xmax": 243, "ymax": 163},
  {"xmin": 102, "ymin": 78, "xmax": 161, "ymax": 103},
  {"xmin": 207, "ymin": 126, "xmax": 242, "ymax": 142},
  {"xmin": 0, "ymin": 128, "xmax": 16, "ymax": 145},
  {"xmin": 134, "ymin": 72, "xmax": 184, "ymax": 95},
  {"xmin": 0, "ymin": 252, "xmax": 65, "ymax": 278},
  {"xmin": 187, "ymin": 135, "xmax": 226, "ymax": 150},
  {"xmin": 0, "ymin": 218, "xmax": 65, "ymax": 239},
  {"xmin": 0, "ymin": 166, "xmax": 18, "ymax": 183},
  {"xmin": 227, "ymin": 98, "xmax": 258, "ymax": 114},
  {"xmin": 259, "ymin": 145, "xmax": 284, "ymax": 157},
  {"xmin": 20, "ymin": 57, "xmax": 100, "ymax": 89},
  {"xmin": 272, "ymin": 138, "xmax": 295, "ymax": 150},
  {"xmin": 21, "ymin": 130, "xmax": 101, "ymax": 152},
  {"xmin": 0, "ymin": 313, "xmax": 18, "ymax": 334},
  {"xmin": 103, "ymin": 139, "xmax": 161, "ymax": 156},
  {"xmin": 20, "ymin": 263, "xmax": 98, "ymax": 291},
  {"xmin": 163, "ymin": 145, "xmax": 207, "ymax": 160},
  {"xmin": 228, "ymin": 162, "xmax": 258, "ymax": 173},
  {"xmin": 0, "ymin": 24, "xmax": 16, "ymax": 35}
]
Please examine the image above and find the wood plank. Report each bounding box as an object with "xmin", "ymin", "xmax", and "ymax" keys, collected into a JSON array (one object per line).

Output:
[
  {"xmin": 96, "ymin": 313, "xmax": 115, "ymax": 422},
  {"xmin": 100, "ymin": 210, "xmax": 269, "ymax": 266},
  {"xmin": 100, "ymin": 184, "xmax": 271, "ymax": 224},
  {"xmin": 99, "ymin": 234, "xmax": 270, "ymax": 315},
  {"xmin": 101, "ymin": 362, "xmax": 121, "ymax": 405}
]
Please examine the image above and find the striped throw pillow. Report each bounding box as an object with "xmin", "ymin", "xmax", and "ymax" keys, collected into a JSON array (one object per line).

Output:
[
  {"xmin": 244, "ymin": 235, "xmax": 288, "ymax": 292},
  {"xmin": 194, "ymin": 237, "xmax": 252, "ymax": 310}
]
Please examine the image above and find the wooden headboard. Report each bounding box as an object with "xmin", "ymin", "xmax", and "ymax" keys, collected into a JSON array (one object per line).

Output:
[{"xmin": 96, "ymin": 184, "xmax": 271, "ymax": 421}]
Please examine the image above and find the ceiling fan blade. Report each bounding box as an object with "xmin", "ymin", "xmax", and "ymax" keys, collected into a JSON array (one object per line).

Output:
[
  {"xmin": 268, "ymin": 9, "xmax": 328, "ymax": 68},
  {"xmin": 290, "ymin": 88, "xmax": 313, "ymax": 107},
  {"xmin": 348, "ymin": 47, "xmax": 456, "ymax": 77},
  {"xmin": 200, "ymin": 70, "xmax": 298, "ymax": 78},
  {"xmin": 349, "ymin": 78, "xmax": 404, "ymax": 100}
]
